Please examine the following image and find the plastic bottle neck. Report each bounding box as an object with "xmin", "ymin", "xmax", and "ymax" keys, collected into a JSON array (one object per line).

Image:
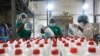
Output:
[
  {"xmin": 15, "ymin": 54, "xmax": 23, "ymax": 56},
  {"xmin": 32, "ymin": 54, "xmax": 40, "ymax": 56}
]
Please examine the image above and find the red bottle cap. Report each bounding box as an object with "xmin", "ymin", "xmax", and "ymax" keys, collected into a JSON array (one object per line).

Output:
[
  {"xmin": 0, "ymin": 49, "xmax": 5, "ymax": 54},
  {"xmin": 53, "ymin": 41, "xmax": 57, "ymax": 44},
  {"xmin": 10, "ymin": 40, "xmax": 14, "ymax": 43},
  {"xmin": 88, "ymin": 47, "xmax": 96, "ymax": 53},
  {"xmin": 30, "ymin": 40, "xmax": 33, "ymax": 42},
  {"xmin": 80, "ymin": 39, "xmax": 84, "ymax": 42},
  {"xmin": 71, "ymin": 40, "xmax": 75, "ymax": 43},
  {"xmin": 66, "ymin": 38, "xmax": 70, "ymax": 40},
  {"xmin": 39, "ymin": 44, "xmax": 44, "ymax": 47},
  {"xmin": 27, "ymin": 42, "xmax": 30, "ymax": 44},
  {"xmin": 52, "ymin": 43, "xmax": 57, "ymax": 47},
  {"xmin": 88, "ymin": 41, "xmax": 94, "ymax": 45},
  {"xmin": 33, "ymin": 49, "xmax": 40, "ymax": 54},
  {"xmin": 62, "ymin": 41, "xmax": 66, "ymax": 43},
  {"xmin": 76, "ymin": 42, "xmax": 81, "ymax": 46},
  {"xmin": 15, "ymin": 49, "xmax": 22, "ymax": 55},
  {"xmin": 51, "ymin": 49, "xmax": 59, "ymax": 55},
  {"xmin": 64, "ymin": 43, "xmax": 69, "ymax": 47},
  {"xmin": 27, "ymin": 44, "xmax": 31, "ymax": 48},
  {"xmin": 44, "ymin": 41, "xmax": 48, "ymax": 44},
  {"xmin": 3, "ymin": 43, "xmax": 8, "ymax": 47},
  {"xmin": 74, "ymin": 38, "xmax": 78, "ymax": 40},
  {"xmin": 35, "ymin": 42, "xmax": 39, "ymax": 44},
  {"xmin": 18, "ymin": 41, "xmax": 21, "ymax": 44},
  {"xmin": 89, "ymin": 38, "xmax": 94, "ymax": 41},
  {"xmin": 70, "ymin": 47, "xmax": 77, "ymax": 54},
  {"xmin": 15, "ymin": 44, "xmax": 20, "ymax": 48}
]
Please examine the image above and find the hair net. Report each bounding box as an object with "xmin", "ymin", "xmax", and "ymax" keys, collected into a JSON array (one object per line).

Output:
[
  {"xmin": 18, "ymin": 13, "xmax": 27, "ymax": 21},
  {"xmin": 77, "ymin": 15, "xmax": 89, "ymax": 25}
]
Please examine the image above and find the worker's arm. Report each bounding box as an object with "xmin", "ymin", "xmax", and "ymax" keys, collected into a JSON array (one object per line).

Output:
[
  {"xmin": 45, "ymin": 27, "xmax": 55, "ymax": 37},
  {"xmin": 16, "ymin": 23, "xmax": 24, "ymax": 33}
]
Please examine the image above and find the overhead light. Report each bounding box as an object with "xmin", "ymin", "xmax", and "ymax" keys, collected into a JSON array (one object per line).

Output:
[
  {"xmin": 47, "ymin": 3, "xmax": 54, "ymax": 11},
  {"xmin": 83, "ymin": 3, "xmax": 89, "ymax": 10}
]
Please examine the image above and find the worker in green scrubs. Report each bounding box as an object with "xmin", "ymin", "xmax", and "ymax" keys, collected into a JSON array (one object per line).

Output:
[
  {"xmin": 48, "ymin": 18, "xmax": 62, "ymax": 38},
  {"xmin": 16, "ymin": 13, "xmax": 29, "ymax": 40}
]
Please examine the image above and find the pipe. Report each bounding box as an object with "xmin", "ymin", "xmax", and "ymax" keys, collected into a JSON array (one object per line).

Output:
[
  {"xmin": 11, "ymin": 0, "xmax": 16, "ymax": 39},
  {"xmin": 93, "ymin": 0, "xmax": 96, "ymax": 23}
]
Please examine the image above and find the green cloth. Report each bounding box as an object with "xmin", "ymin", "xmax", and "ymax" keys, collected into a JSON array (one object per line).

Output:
[
  {"xmin": 16, "ymin": 21, "xmax": 29, "ymax": 40},
  {"xmin": 49, "ymin": 26, "xmax": 62, "ymax": 37}
]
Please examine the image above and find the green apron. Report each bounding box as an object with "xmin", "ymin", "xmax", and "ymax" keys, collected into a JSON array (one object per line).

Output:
[
  {"xmin": 49, "ymin": 26, "xmax": 62, "ymax": 38},
  {"xmin": 16, "ymin": 21, "xmax": 29, "ymax": 40}
]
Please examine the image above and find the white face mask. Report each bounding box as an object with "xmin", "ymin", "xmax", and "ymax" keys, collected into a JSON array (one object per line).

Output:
[
  {"xmin": 50, "ymin": 23, "xmax": 56, "ymax": 27},
  {"xmin": 79, "ymin": 23, "xmax": 84, "ymax": 28}
]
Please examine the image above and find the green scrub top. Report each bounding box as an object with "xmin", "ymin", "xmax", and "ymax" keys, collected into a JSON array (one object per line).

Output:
[
  {"xmin": 49, "ymin": 26, "xmax": 62, "ymax": 37},
  {"xmin": 16, "ymin": 21, "xmax": 29, "ymax": 40}
]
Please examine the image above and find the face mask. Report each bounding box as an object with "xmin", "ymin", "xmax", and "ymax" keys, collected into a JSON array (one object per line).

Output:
[
  {"xmin": 50, "ymin": 23, "xmax": 56, "ymax": 27},
  {"xmin": 79, "ymin": 22, "xmax": 84, "ymax": 28}
]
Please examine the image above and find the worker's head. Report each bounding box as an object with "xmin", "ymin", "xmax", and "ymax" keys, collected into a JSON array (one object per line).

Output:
[
  {"xmin": 49, "ymin": 18, "xmax": 56, "ymax": 27},
  {"xmin": 77, "ymin": 15, "xmax": 89, "ymax": 26},
  {"xmin": 19, "ymin": 13, "xmax": 28, "ymax": 21}
]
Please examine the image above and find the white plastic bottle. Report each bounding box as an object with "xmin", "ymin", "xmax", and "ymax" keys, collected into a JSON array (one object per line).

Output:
[
  {"xmin": 84, "ymin": 47, "xmax": 97, "ymax": 56},
  {"xmin": 70, "ymin": 40, "xmax": 75, "ymax": 47},
  {"xmin": 67, "ymin": 47, "xmax": 78, "ymax": 56},
  {"xmin": 0, "ymin": 41, "xmax": 4, "ymax": 48},
  {"xmin": 51, "ymin": 49, "xmax": 60, "ymax": 56},
  {"xmin": 87, "ymin": 38, "xmax": 97, "ymax": 46},
  {"xmin": 2, "ymin": 43, "xmax": 11, "ymax": 54},
  {"xmin": 32, "ymin": 49, "xmax": 42, "ymax": 56},
  {"xmin": 39, "ymin": 44, "xmax": 46, "ymax": 55},
  {"xmin": 75, "ymin": 42, "xmax": 84, "ymax": 56},
  {"xmin": 0, "ymin": 48, "xmax": 7, "ymax": 56},
  {"xmin": 7, "ymin": 40, "xmax": 14, "ymax": 49},
  {"xmin": 44, "ymin": 39, "xmax": 50, "ymax": 56},
  {"xmin": 62, "ymin": 43, "xmax": 69, "ymax": 56},
  {"xmin": 17, "ymin": 41, "xmax": 25, "ymax": 49},
  {"xmin": 57, "ymin": 38, "xmax": 62, "ymax": 51},
  {"xmin": 15, "ymin": 44, "xmax": 21, "ymax": 49},
  {"xmin": 34, "ymin": 41, "xmax": 39, "ymax": 47},
  {"xmin": 97, "ymin": 44, "xmax": 100, "ymax": 56},
  {"xmin": 59, "ymin": 40, "xmax": 64, "ymax": 51},
  {"xmin": 87, "ymin": 41, "xmax": 97, "ymax": 47},
  {"xmin": 14, "ymin": 49, "xmax": 25, "ymax": 56},
  {"xmin": 25, "ymin": 44, "xmax": 32, "ymax": 56}
]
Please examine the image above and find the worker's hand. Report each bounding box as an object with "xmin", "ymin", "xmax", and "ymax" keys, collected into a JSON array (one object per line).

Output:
[
  {"xmin": 73, "ymin": 24, "xmax": 78, "ymax": 28},
  {"xmin": 16, "ymin": 29, "xmax": 18, "ymax": 33}
]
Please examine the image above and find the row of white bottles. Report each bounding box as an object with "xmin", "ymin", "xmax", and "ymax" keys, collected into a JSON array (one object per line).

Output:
[{"xmin": 0, "ymin": 37, "xmax": 100, "ymax": 56}]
